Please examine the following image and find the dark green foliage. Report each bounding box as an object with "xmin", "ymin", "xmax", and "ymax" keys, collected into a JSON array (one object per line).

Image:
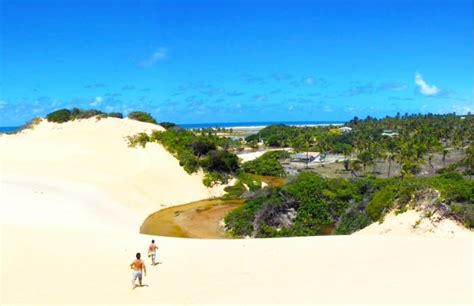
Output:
[
  {"xmin": 427, "ymin": 172, "xmax": 474, "ymax": 203},
  {"xmin": 46, "ymin": 107, "xmax": 125, "ymax": 123},
  {"xmin": 225, "ymin": 169, "xmax": 474, "ymax": 237},
  {"xmin": 335, "ymin": 207, "xmax": 371, "ymax": 234},
  {"xmin": 223, "ymin": 173, "xmax": 263, "ymax": 199},
  {"xmin": 226, "ymin": 172, "xmax": 371, "ymax": 237},
  {"xmin": 159, "ymin": 122, "xmax": 177, "ymax": 129},
  {"xmin": 242, "ymin": 150, "xmax": 290, "ymax": 177},
  {"xmin": 225, "ymin": 188, "xmax": 293, "ymax": 237},
  {"xmin": 245, "ymin": 124, "xmax": 299, "ymax": 147},
  {"xmin": 200, "ymin": 150, "xmax": 240, "ymax": 173},
  {"xmin": 71, "ymin": 107, "xmax": 104, "ymax": 119},
  {"xmin": 450, "ymin": 203, "xmax": 474, "ymax": 228},
  {"xmin": 191, "ymin": 140, "xmax": 216, "ymax": 157},
  {"xmin": 243, "ymin": 159, "xmax": 284, "ymax": 177},
  {"xmin": 128, "ymin": 111, "xmax": 157, "ymax": 124},
  {"xmin": 243, "ymin": 114, "xmax": 473, "ymax": 180},
  {"xmin": 46, "ymin": 109, "xmax": 71, "ymax": 123},
  {"xmin": 223, "ymin": 182, "xmax": 248, "ymax": 199},
  {"xmin": 128, "ymin": 126, "xmax": 239, "ymax": 179},
  {"xmin": 108, "ymin": 112, "xmax": 123, "ymax": 119},
  {"xmin": 366, "ymin": 179, "xmax": 420, "ymax": 220}
]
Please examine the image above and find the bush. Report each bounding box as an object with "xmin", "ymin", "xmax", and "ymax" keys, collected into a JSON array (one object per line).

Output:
[
  {"xmin": 126, "ymin": 132, "xmax": 151, "ymax": 148},
  {"xmin": 224, "ymin": 182, "xmax": 248, "ymax": 199},
  {"xmin": 203, "ymin": 172, "xmax": 225, "ymax": 187},
  {"xmin": 20, "ymin": 117, "xmax": 42, "ymax": 130},
  {"xmin": 46, "ymin": 109, "xmax": 71, "ymax": 123},
  {"xmin": 46, "ymin": 107, "xmax": 125, "ymax": 123},
  {"xmin": 108, "ymin": 112, "xmax": 123, "ymax": 119},
  {"xmin": 191, "ymin": 140, "xmax": 216, "ymax": 157},
  {"xmin": 242, "ymin": 150, "xmax": 289, "ymax": 177},
  {"xmin": 366, "ymin": 179, "xmax": 420, "ymax": 221},
  {"xmin": 160, "ymin": 122, "xmax": 177, "ymax": 129},
  {"xmin": 201, "ymin": 150, "xmax": 240, "ymax": 173},
  {"xmin": 335, "ymin": 208, "xmax": 371, "ymax": 234},
  {"xmin": 128, "ymin": 111, "xmax": 157, "ymax": 124}
]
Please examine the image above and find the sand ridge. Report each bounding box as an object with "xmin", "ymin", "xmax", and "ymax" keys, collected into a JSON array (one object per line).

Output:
[{"xmin": 0, "ymin": 118, "xmax": 225, "ymax": 218}]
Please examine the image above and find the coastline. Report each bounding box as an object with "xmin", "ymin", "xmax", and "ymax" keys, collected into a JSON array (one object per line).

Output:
[{"xmin": 0, "ymin": 120, "xmax": 345, "ymax": 134}]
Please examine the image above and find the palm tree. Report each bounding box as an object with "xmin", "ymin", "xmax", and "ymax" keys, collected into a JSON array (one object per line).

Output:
[
  {"xmin": 386, "ymin": 152, "xmax": 396, "ymax": 178},
  {"xmin": 442, "ymin": 149, "xmax": 449, "ymax": 167},
  {"xmin": 464, "ymin": 143, "xmax": 474, "ymax": 179}
]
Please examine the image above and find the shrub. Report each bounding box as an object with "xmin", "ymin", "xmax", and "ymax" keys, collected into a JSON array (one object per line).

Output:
[
  {"xmin": 128, "ymin": 111, "xmax": 157, "ymax": 124},
  {"xmin": 242, "ymin": 150, "xmax": 289, "ymax": 177},
  {"xmin": 46, "ymin": 109, "xmax": 71, "ymax": 123},
  {"xmin": 244, "ymin": 158, "xmax": 285, "ymax": 177},
  {"xmin": 223, "ymin": 182, "xmax": 248, "ymax": 199},
  {"xmin": 75, "ymin": 109, "xmax": 103, "ymax": 119},
  {"xmin": 200, "ymin": 150, "xmax": 240, "ymax": 173},
  {"xmin": 335, "ymin": 208, "xmax": 371, "ymax": 234},
  {"xmin": 20, "ymin": 117, "xmax": 42, "ymax": 130},
  {"xmin": 191, "ymin": 140, "xmax": 216, "ymax": 157},
  {"xmin": 108, "ymin": 112, "xmax": 123, "ymax": 119},
  {"xmin": 203, "ymin": 172, "xmax": 225, "ymax": 187},
  {"xmin": 160, "ymin": 122, "xmax": 177, "ymax": 129},
  {"xmin": 126, "ymin": 132, "xmax": 151, "ymax": 148}
]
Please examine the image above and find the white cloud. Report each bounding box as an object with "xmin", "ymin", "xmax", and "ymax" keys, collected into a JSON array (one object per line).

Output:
[
  {"xmin": 452, "ymin": 104, "xmax": 472, "ymax": 115},
  {"xmin": 415, "ymin": 73, "xmax": 439, "ymax": 96},
  {"xmin": 305, "ymin": 77, "xmax": 315, "ymax": 85},
  {"xmin": 254, "ymin": 95, "xmax": 266, "ymax": 102},
  {"xmin": 323, "ymin": 105, "xmax": 333, "ymax": 112},
  {"xmin": 141, "ymin": 48, "xmax": 167, "ymax": 67},
  {"xmin": 89, "ymin": 96, "xmax": 103, "ymax": 107}
]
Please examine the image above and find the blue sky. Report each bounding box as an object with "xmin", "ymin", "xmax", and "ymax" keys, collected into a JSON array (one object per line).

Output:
[{"xmin": 0, "ymin": 0, "xmax": 473, "ymax": 126}]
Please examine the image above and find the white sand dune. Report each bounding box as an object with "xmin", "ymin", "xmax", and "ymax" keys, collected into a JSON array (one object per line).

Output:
[
  {"xmin": 356, "ymin": 209, "xmax": 473, "ymax": 238},
  {"xmin": 0, "ymin": 118, "xmax": 223, "ymax": 218},
  {"xmin": 237, "ymin": 148, "xmax": 292, "ymax": 162},
  {"xmin": 1, "ymin": 118, "xmax": 473, "ymax": 305}
]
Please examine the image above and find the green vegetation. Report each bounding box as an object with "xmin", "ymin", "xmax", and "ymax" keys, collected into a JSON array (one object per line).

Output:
[
  {"xmin": 46, "ymin": 109, "xmax": 72, "ymax": 123},
  {"xmin": 46, "ymin": 107, "xmax": 124, "ymax": 123},
  {"xmin": 128, "ymin": 126, "xmax": 240, "ymax": 185},
  {"xmin": 225, "ymin": 171, "xmax": 474, "ymax": 237},
  {"xmin": 242, "ymin": 151, "xmax": 290, "ymax": 177},
  {"xmin": 127, "ymin": 111, "xmax": 157, "ymax": 124},
  {"xmin": 222, "ymin": 173, "xmax": 263, "ymax": 199},
  {"xmin": 159, "ymin": 122, "xmax": 177, "ymax": 129},
  {"xmin": 245, "ymin": 114, "xmax": 473, "ymax": 178}
]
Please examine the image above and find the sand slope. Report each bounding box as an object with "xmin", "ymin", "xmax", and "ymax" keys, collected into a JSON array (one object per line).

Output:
[
  {"xmin": 356, "ymin": 209, "xmax": 473, "ymax": 238},
  {"xmin": 1, "ymin": 118, "xmax": 473, "ymax": 305},
  {"xmin": 2, "ymin": 223, "xmax": 472, "ymax": 305},
  {"xmin": 0, "ymin": 118, "xmax": 222, "ymax": 218}
]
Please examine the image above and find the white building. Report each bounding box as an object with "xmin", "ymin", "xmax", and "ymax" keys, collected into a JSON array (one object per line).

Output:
[
  {"xmin": 381, "ymin": 130, "xmax": 399, "ymax": 137},
  {"xmin": 338, "ymin": 126, "xmax": 352, "ymax": 133}
]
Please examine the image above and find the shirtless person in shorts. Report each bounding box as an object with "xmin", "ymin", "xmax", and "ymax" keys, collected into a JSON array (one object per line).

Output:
[
  {"xmin": 148, "ymin": 240, "xmax": 159, "ymax": 265},
  {"xmin": 130, "ymin": 252, "xmax": 146, "ymax": 289}
]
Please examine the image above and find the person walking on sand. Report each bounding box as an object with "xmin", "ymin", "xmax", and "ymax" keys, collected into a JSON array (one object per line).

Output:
[
  {"xmin": 130, "ymin": 252, "xmax": 146, "ymax": 289},
  {"xmin": 148, "ymin": 239, "xmax": 159, "ymax": 265}
]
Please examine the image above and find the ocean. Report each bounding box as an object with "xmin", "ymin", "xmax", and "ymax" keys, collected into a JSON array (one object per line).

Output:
[
  {"xmin": 0, "ymin": 120, "xmax": 344, "ymax": 133},
  {"xmin": 178, "ymin": 121, "xmax": 344, "ymax": 129},
  {"xmin": 0, "ymin": 126, "xmax": 21, "ymax": 133}
]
